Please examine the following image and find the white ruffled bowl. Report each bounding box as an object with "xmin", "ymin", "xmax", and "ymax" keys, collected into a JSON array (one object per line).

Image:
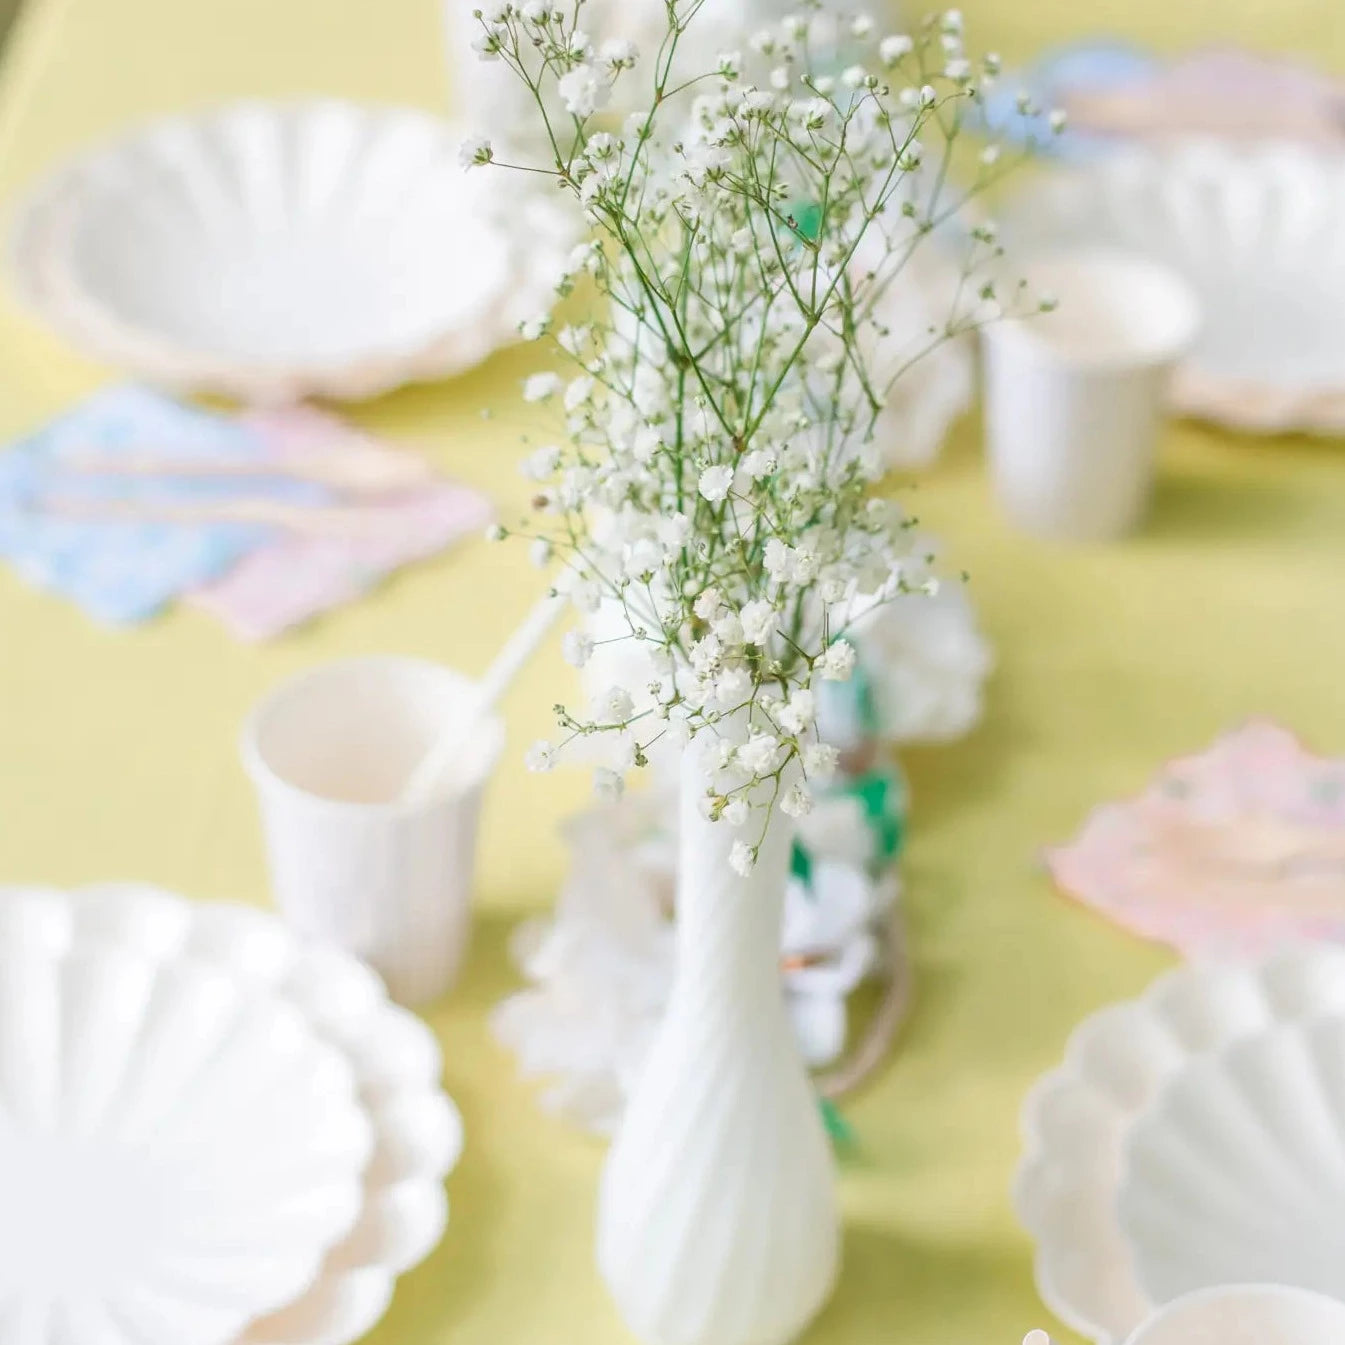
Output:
[{"xmin": 9, "ymin": 101, "xmax": 573, "ymax": 402}]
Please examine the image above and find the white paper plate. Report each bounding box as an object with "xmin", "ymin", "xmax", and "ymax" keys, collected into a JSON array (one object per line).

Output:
[
  {"xmin": 0, "ymin": 897, "xmax": 373, "ymax": 1345},
  {"xmin": 9, "ymin": 101, "xmax": 574, "ymax": 402},
  {"xmin": 0, "ymin": 885, "xmax": 463, "ymax": 1345},
  {"xmin": 1013, "ymin": 945, "xmax": 1345, "ymax": 1345},
  {"xmin": 1005, "ymin": 140, "xmax": 1345, "ymax": 434},
  {"xmin": 1119, "ymin": 1016, "xmax": 1345, "ymax": 1306}
]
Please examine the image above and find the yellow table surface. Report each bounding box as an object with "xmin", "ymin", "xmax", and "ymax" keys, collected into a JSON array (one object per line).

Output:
[{"xmin": 2, "ymin": 1, "xmax": 1344, "ymax": 1341}]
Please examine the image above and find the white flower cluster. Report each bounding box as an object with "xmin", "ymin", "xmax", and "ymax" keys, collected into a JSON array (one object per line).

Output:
[
  {"xmin": 492, "ymin": 786, "xmax": 900, "ymax": 1133},
  {"xmin": 466, "ymin": 0, "xmax": 1048, "ymax": 858},
  {"xmin": 449, "ymin": 0, "xmax": 836, "ymax": 159}
]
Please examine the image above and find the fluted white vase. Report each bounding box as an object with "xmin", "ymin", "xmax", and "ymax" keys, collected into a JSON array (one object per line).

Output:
[{"xmin": 597, "ymin": 733, "xmax": 840, "ymax": 1345}]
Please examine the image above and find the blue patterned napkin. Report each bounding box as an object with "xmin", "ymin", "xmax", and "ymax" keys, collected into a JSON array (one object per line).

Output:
[{"xmin": 0, "ymin": 385, "xmax": 323, "ymax": 624}]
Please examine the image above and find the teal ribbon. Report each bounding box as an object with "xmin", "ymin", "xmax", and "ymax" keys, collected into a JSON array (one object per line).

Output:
[
  {"xmin": 847, "ymin": 767, "xmax": 906, "ymax": 868},
  {"xmin": 794, "ymin": 762, "xmax": 907, "ymax": 889},
  {"xmin": 819, "ymin": 1097, "xmax": 858, "ymax": 1154}
]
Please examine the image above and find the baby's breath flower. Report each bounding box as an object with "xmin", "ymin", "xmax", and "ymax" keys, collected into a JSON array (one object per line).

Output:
[
  {"xmin": 471, "ymin": 28, "xmax": 503, "ymax": 60},
  {"xmin": 559, "ymin": 63, "xmax": 609, "ymax": 117},
  {"xmin": 820, "ymin": 640, "xmax": 857, "ymax": 681},
  {"xmin": 698, "ymin": 465, "xmax": 734, "ymax": 502},
  {"xmin": 565, "ymin": 375, "xmax": 596, "ymax": 412},
  {"xmin": 520, "ymin": 444, "xmax": 560, "ymax": 480},
  {"xmin": 525, "ymin": 740, "xmax": 556, "ymax": 772},
  {"xmin": 803, "ymin": 742, "xmax": 840, "ymax": 779},
  {"xmin": 763, "ymin": 538, "xmax": 792, "ymax": 582},
  {"xmin": 562, "ymin": 630, "xmax": 596, "ymax": 667},
  {"xmin": 715, "ymin": 666, "xmax": 752, "ymax": 705},
  {"xmin": 693, "ymin": 587, "xmax": 723, "ymax": 621},
  {"xmin": 600, "ymin": 685, "xmax": 634, "ymax": 721},
  {"xmin": 523, "ymin": 372, "xmax": 563, "ymax": 402},
  {"xmin": 658, "ymin": 512, "xmax": 691, "ymax": 548},
  {"xmin": 880, "ymin": 33, "xmax": 913, "ymax": 65},
  {"xmin": 557, "ymin": 324, "xmax": 589, "ymax": 355},
  {"xmin": 778, "ymin": 688, "xmax": 815, "ymax": 735},
  {"xmin": 780, "ymin": 782, "xmax": 813, "ymax": 818},
  {"xmin": 593, "ymin": 767, "xmax": 624, "ymax": 802},
  {"xmin": 459, "ymin": 136, "xmax": 494, "ymax": 169},
  {"xmin": 740, "ymin": 600, "xmax": 776, "ymax": 645},
  {"xmin": 600, "ymin": 36, "xmax": 638, "ymax": 70},
  {"xmin": 729, "ymin": 841, "xmax": 757, "ymax": 877},
  {"xmin": 741, "ymin": 449, "xmax": 776, "ymax": 479},
  {"xmin": 798, "ymin": 97, "xmax": 832, "ymax": 131},
  {"xmin": 738, "ymin": 733, "xmax": 782, "ymax": 777}
]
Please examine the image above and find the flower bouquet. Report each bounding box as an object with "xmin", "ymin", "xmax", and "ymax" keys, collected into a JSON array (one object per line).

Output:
[{"xmin": 464, "ymin": 3, "xmax": 1048, "ymax": 1341}]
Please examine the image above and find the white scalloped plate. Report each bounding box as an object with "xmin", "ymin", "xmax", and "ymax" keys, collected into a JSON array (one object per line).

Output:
[
  {"xmin": 1119, "ymin": 1016, "xmax": 1345, "ymax": 1307},
  {"xmin": 0, "ymin": 885, "xmax": 463, "ymax": 1345},
  {"xmin": 1013, "ymin": 945, "xmax": 1345, "ymax": 1345},
  {"xmin": 1005, "ymin": 141, "xmax": 1345, "ymax": 435},
  {"xmin": 8, "ymin": 101, "xmax": 575, "ymax": 402},
  {"xmin": 0, "ymin": 903, "xmax": 373, "ymax": 1345}
]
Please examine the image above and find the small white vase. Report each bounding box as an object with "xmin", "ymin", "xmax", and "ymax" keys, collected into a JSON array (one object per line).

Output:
[{"xmin": 597, "ymin": 729, "xmax": 840, "ymax": 1345}]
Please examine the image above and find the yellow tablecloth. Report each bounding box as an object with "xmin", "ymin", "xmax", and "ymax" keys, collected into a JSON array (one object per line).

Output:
[{"xmin": 1, "ymin": 2, "xmax": 1343, "ymax": 1341}]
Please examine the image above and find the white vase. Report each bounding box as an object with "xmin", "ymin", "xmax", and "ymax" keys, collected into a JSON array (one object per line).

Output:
[{"xmin": 597, "ymin": 731, "xmax": 840, "ymax": 1345}]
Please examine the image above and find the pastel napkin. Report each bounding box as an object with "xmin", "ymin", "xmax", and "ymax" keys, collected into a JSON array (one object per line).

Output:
[
  {"xmin": 189, "ymin": 406, "xmax": 492, "ymax": 640},
  {"xmin": 0, "ymin": 385, "xmax": 278, "ymax": 623},
  {"xmin": 1048, "ymin": 721, "xmax": 1345, "ymax": 956},
  {"xmin": 0, "ymin": 387, "xmax": 490, "ymax": 636}
]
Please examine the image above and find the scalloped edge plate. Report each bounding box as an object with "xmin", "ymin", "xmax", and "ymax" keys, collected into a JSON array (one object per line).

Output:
[
  {"xmin": 0, "ymin": 884, "xmax": 463, "ymax": 1345},
  {"xmin": 1013, "ymin": 944, "xmax": 1345, "ymax": 1344},
  {"xmin": 7, "ymin": 101, "xmax": 577, "ymax": 402},
  {"xmin": 1118, "ymin": 1015, "xmax": 1345, "ymax": 1306}
]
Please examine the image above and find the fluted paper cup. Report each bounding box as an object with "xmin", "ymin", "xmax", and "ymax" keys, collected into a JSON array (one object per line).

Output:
[
  {"xmin": 982, "ymin": 248, "xmax": 1200, "ymax": 542},
  {"xmin": 242, "ymin": 656, "xmax": 502, "ymax": 1005}
]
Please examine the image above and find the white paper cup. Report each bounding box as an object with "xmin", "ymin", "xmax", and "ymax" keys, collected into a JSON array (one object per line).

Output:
[
  {"xmin": 982, "ymin": 248, "xmax": 1200, "ymax": 541},
  {"xmin": 241, "ymin": 656, "xmax": 503, "ymax": 1006},
  {"xmin": 1124, "ymin": 1285, "xmax": 1345, "ymax": 1345}
]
